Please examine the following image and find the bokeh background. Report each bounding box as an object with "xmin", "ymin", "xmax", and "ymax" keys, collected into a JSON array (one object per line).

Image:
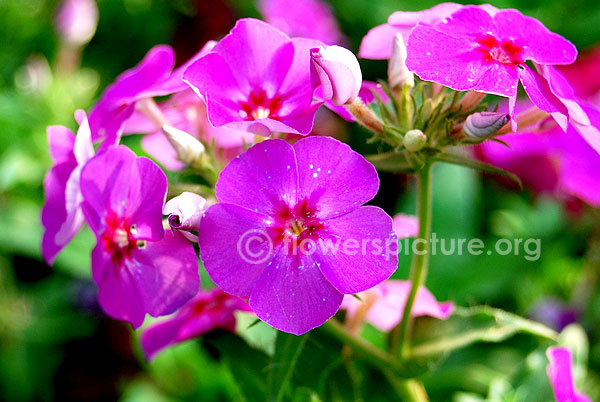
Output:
[{"xmin": 1, "ymin": 0, "xmax": 600, "ymax": 400}]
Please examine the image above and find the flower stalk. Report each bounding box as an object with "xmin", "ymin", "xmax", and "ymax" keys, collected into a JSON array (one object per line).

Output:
[{"xmin": 392, "ymin": 158, "xmax": 434, "ymax": 358}]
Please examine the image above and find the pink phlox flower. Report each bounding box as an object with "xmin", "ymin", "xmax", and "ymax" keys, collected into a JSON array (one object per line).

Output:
[
  {"xmin": 88, "ymin": 41, "xmax": 215, "ymax": 149},
  {"xmin": 341, "ymin": 280, "xmax": 454, "ymax": 332},
  {"xmin": 141, "ymin": 288, "xmax": 252, "ymax": 360},
  {"xmin": 198, "ymin": 136, "xmax": 398, "ymax": 335},
  {"xmin": 476, "ymin": 102, "xmax": 600, "ymax": 206},
  {"xmin": 183, "ymin": 18, "xmax": 324, "ymax": 137},
  {"xmin": 406, "ymin": 6, "xmax": 577, "ymax": 130},
  {"xmin": 80, "ymin": 145, "xmax": 199, "ymax": 328}
]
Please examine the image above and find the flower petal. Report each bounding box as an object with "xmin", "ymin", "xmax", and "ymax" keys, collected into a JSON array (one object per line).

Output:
[
  {"xmin": 358, "ymin": 24, "xmax": 402, "ymax": 60},
  {"xmin": 312, "ymin": 206, "xmax": 397, "ymax": 294},
  {"xmin": 198, "ymin": 203, "xmax": 277, "ymax": 297},
  {"xmin": 249, "ymin": 250, "xmax": 343, "ymax": 335},
  {"xmin": 131, "ymin": 229, "xmax": 200, "ymax": 318}
]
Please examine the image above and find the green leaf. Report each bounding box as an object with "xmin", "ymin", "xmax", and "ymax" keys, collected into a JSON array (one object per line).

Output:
[
  {"xmin": 409, "ymin": 306, "xmax": 558, "ymax": 359},
  {"xmin": 202, "ymin": 331, "xmax": 270, "ymax": 402},
  {"xmin": 267, "ymin": 332, "xmax": 310, "ymax": 402},
  {"xmin": 432, "ymin": 152, "xmax": 523, "ymax": 189}
]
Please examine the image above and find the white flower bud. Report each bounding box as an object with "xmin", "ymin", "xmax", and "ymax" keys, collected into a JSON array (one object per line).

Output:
[{"xmin": 388, "ymin": 33, "xmax": 414, "ymax": 90}]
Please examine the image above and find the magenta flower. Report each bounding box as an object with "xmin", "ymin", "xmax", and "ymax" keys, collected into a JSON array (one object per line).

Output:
[
  {"xmin": 42, "ymin": 110, "xmax": 94, "ymax": 264},
  {"xmin": 198, "ymin": 137, "xmax": 398, "ymax": 335},
  {"xmin": 311, "ymin": 45, "xmax": 362, "ymax": 106},
  {"xmin": 537, "ymin": 66, "xmax": 600, "ymax": 153},
  {"xmin": 258, "ymin": 0, "xmax": 344, "ymax": 45},
  {"xmin": 141, "ymin": 288, "xmax": 252, "ymax": 360},
  {"xmin": 546, "ymin": 347, "xmax": 591, "ymax": 402},
  {"xmin": 341, "ymin": 280, "xmax": 454, "ymax": 332},
  {"xmin": 88, "ymin": 40, "xmax": 218, "ymax": 148},
  {"xmin": 183, "ymin": 18, "xmax": 323, "ymax": 137},
  {"xmin": 559, "ymin": 46, "xmax": 600, "ymax": 103},
  {"xmin": 80, "ymin": 146, "xmax": 199, "ymax": 328},
  {"xmin": 406, "ymin": 6, "xmax": 577, "ymax": 126},
  {"xmin": 477, "ymin": 122, "xmax": 600, "ymax": 206}
]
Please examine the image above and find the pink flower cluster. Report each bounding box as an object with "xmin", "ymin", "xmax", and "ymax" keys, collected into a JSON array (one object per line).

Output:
[{"xmin": 40, "ymin": 3, "xmax": 598, "ymax": 379}]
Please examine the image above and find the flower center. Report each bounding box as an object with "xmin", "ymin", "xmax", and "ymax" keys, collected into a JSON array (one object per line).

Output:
[
  {"xmin": 271, "ymin": 199, "xmax": 324, "ymax": 247},
  {"xmin": 289, "ymin": 219, "xmax": 307, "ymax": 237},
  {"xmin": 476, "ymin": 34, "xmax": 524, "ymax": 66},
  {"xmin": 239, "ymin": 89, "xmax": 283, "ymax": 121},
  {"xmin": 101, "ymin": 212, "xmax": 141, "ymax": 264}
]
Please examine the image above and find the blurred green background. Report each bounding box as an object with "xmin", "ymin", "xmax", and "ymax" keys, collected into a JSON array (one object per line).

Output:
[{"xmin": 1, "ymin": 0, "xmax": 600, "ymax": 400}]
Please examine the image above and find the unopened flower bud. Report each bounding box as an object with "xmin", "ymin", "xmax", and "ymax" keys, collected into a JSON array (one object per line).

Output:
[
  {"xmin": 403, "ymin": 129, "xmax": 427, "ymax": 152},
  {"xmin": 388, "ymin": 34, "xmax": 414, "ymax": 90},
  {"xmin": 311, "ymin": 45, "xmax": 362, "ymax": 106},
  {"xmin": 161, "ymin": 125, "xmax": 206, "ymax": 167},
  {"xmin": 464, "ymin": 112, "xmax": 510, "ymax": 139},
  {"xmin": 55, "ymin": 0, "xmax": 99, "ymax": 47},
  {"xmin": 163, "ymin": 192, "xmax": 208, "ymax": 232}
]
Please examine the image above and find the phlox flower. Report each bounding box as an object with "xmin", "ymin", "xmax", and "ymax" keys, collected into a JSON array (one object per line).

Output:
[
  {"xmin": 559, "ymin": 46, "xmax": 600, "ymax": 104},
  {"xmin": 89, "ymin": 42, "xmax": 214, "ymax": 148},
  {"xmin": 258, "ymin": 0, "xmax": 345, "ymax": 45},
  {"xmin": 341, "ymin": 280, "xmax": 454, "ymax": 332},
  {"xmin": 141, "ymin": 288, "xmax": 251, "ymax": 360},
  {"xmin": 406, "ymin": 6, "xmax": 577, "ymax": 129},
  {"xmin": 80, "ymin": 146, "xmax": 199, "ymax": 328},
  {"xmin": 183, "ymin": 18, "xmax": 323, "ymax": 137},
  {"xmin": 42, "ymin": 110, "xmax": 94, "ymax": 264},
  {"xmin": 546, "ymin": 346, "xmax": 591, "ymax": 402},
  {"xmin": 476, "ymin": 121, "xmax": 600, "ymax": 207},
  {"xmin": 198, "ymin": 137, "xmax": 398, "ymax": 335}
]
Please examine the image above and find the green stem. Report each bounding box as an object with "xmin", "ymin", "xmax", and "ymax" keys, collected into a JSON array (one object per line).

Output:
[
  {"xmin": 393, "ymin": 159, "xmax": 434, "ymax": 358},
  {"xmin": 321, "ymin": 319, "xmax": 400, "ymax": 372}
]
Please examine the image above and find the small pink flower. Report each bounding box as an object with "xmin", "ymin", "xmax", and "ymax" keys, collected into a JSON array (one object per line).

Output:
[
  {"xmin": 141, "ymin": 289, "xmax": 252, "ymax": 360},
  {"xmin": 476, "ymin": 117, "xmax": 600, "ymax": 207},
  {"xmin": 341, "ymin": 280, "xmax": 454, "ymax": 332},
  {"xmin": 89, "ymin": 41, "xmax": 215, "ymax": 149},
  {"xmin": 80, "ymin": 146, "xmax": 199, "ymax": 328},
  {"xmin": 392, "ymin": 214, "xmax": 419, "ymax": 239},
  {"xmin": 311, "ymin": 45, "xmax": 362, "ymax": 106},
  {"xmin": 546, "ymin": 347, "xmax": 591, "ymax": 402}
]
